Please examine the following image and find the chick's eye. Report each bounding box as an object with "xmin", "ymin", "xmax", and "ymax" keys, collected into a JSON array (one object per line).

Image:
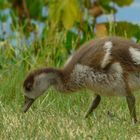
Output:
[{"xmin": 25, "ymin": 83, "xmax": 32, "ymax": 91}]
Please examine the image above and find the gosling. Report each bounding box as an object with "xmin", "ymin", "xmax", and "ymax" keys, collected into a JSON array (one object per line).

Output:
[{"xmin": 23, "ymin": 36, "xmax": 140, "ymax": 123}]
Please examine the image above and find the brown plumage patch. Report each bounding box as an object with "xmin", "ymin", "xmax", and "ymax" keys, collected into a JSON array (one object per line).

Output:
[{"xmin": 64, "ymin": 36, "xmax": 140, "ymax": 75}]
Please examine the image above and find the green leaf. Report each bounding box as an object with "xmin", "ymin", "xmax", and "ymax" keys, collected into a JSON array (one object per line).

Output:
[
  {"xmin": 49, "ymin": 0, "xmax": 81, "ymax": 30},
  {"xmin": 49, "ymin": 1, "xmax": 62, "ymax": 26},
  {"xmin": 62, "ymin": 0, "xmax": 81, "ymax": 29},
  {"xmin": 99, "ymin": 0, "xmax": 134, "ymax": 12},
  {"xmin": 102, "ymin": 5, "xmax": 117, "ymax": 14},
  {"xmin": 26, "ymin": 0, "xmax": 45, "ymax": 19},
  {"xmin": 113, "ymin": 0, "xmax": 134, "ymax": 7},
  {"xmin": 0, "ymin": 0, "xmax": 11, "ymax": 9}
]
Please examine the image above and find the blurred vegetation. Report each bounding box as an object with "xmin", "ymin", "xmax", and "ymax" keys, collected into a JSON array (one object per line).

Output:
[{"xmin": 0, "ymin": 0, "xmax": 140, "ymax": 71}]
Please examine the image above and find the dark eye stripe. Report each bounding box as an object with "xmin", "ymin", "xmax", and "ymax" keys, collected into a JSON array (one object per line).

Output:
[{"xmin": 25, "ymin": 83, "xmax": 32, "ymax": 91}]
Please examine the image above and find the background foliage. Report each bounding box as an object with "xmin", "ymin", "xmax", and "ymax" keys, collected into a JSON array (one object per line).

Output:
[{"xmin": 0, "ymin": 0, "xmax": 140, "ymax": 70}]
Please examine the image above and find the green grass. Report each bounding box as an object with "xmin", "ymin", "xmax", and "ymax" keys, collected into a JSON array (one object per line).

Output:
[
  {"xmin": 1, "ymin": 65, "xmax": 140, "ymax": 140},
  {"xmin": 1, "ymin": 28, "xmax": 140, "ymax": 139}
]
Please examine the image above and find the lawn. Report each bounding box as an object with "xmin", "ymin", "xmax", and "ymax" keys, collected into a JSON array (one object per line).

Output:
[{"xmin": 1, "ymin": 65, "xmax": 140, "ymax": 140}]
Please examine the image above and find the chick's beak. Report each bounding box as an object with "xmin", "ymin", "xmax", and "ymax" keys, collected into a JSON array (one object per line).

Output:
[{"xmin": 23, "ymin": 96, "xmax": 34, "ymax": 113}]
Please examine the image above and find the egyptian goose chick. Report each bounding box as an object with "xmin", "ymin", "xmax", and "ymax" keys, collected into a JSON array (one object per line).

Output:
[{"xmin": 23, "ymin": 36, "xmax": 140, "ymax": 123}]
